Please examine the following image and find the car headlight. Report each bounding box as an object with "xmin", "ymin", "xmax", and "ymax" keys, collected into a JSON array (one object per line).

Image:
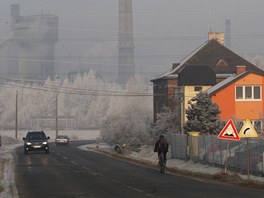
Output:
[
  {"xmin": 26, "ymin": 142, "xmax": 32, "ymax": 145},
  {"xmin": 42, "ymin": 142, "xmax": 48, "ymax": 145}
]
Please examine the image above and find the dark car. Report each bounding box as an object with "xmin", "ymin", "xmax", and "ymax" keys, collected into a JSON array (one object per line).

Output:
[
  {"xmin": 55, "ymin": 135, "xmax": 70, "ymax": 146},
  {"xmin": 23, "ymin": 131, "xmax": 50, "ymax": 154}
]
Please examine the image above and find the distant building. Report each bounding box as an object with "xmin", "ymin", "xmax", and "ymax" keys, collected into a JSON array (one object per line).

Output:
[{"xmin": 0, "ymin": 4, "xmax": 58, "ymax": 81}]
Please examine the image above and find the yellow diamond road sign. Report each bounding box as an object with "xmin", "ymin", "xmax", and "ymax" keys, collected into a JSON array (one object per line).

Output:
[{"xmin": 238, "ymin": 119, "xmax": 259, "ymax": 138}]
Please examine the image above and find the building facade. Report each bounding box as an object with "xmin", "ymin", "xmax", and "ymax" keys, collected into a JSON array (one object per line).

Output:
[
  {"xmin": 151, "ymin": 32, "xmax": 263, "ymax": 133},
  {"xmin": 206, "ymin": 67, "xmax": 264, "ymax": 134}
]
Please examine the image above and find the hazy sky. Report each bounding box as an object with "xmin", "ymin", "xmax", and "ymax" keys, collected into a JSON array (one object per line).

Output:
[{"xmin": 0, "ymin": 0, "xmax": 264, "ymax": 82}]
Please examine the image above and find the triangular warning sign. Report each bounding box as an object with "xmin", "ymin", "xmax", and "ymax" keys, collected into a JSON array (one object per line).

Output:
[
  {"xmin": 238, "ymin": 119, "xmax": 259, "ymax": 138},
  {"xmin": 218, "ymin": 119, "xmax": 240, "ymax": 140}
]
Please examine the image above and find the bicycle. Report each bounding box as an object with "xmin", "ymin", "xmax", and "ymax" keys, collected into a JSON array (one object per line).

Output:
[{"xmin": 159, "ymin": 152, "xmax": 166, "ymax": 174}]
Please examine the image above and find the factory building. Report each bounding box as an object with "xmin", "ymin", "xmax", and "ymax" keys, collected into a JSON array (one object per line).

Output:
[{"xmin": 0, "ymin": 4, "xmax": 58, "ymax": 81}]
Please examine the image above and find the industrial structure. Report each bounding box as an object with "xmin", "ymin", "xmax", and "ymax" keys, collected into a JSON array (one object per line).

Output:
[
  {"xmin": 225, "ymin": 19, "xmax": 231, "ymax": 49},
  {"xmin": 0, "ymin": 4, "xmax": 58, "ymax": 81},
  {"xmin": 118, "ymin": 0, "xmax": 135, "ymax": 84}
]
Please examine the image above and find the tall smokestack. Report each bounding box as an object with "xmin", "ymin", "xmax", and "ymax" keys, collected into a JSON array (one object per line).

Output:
[
  {"xmin": 10, "ymin": 4, "xmax": 20, "ymax": 31},
  {"xmin": 118, "ymin": 0, "xmax": 134, "ymax": 84},
  {"xmin": 225, "ymin": 19, "xmax": 231, "ymax": 48}
]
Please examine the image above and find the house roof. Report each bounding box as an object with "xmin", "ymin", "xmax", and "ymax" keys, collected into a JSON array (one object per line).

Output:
[
  {"xmin": 178, "ymin": 65, "xmax": 216, "ymax": 86},
  {"xmin": 205, "ymin": 70, "xmax": 264, "ymax": 96},
  {"xmin": 151, "ymin": 39, "xmax": 262, "ymax": 82}
]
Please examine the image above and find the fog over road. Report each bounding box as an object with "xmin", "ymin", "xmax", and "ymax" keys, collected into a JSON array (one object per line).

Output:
[{"xmin": 14, "ymin": 140, "xmax": 264, "ymax": 198}]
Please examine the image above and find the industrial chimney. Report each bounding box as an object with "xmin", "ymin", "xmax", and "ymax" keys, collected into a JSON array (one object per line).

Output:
[
  {"xmin": 118, "ymin": 0, "xmax": 135, "ymax": 84},
  {"xmin": 10, "ymin": 4, "xmax": 20, "ymax": 31},
  {"xmin": 225, "ymin": 19, "xmax": 231, "ymax": 48}
]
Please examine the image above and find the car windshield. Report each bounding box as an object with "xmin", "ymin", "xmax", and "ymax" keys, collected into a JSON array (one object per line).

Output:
[
  {"xmin": 26, "ymin": 132, "xmax": 46, "ymax": 140},
  {"xmin": 57, "ymin": 135, "xmax": 67, "ymax": 139}
]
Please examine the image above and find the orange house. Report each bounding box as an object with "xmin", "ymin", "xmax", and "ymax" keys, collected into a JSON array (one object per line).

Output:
[{"xmin": 206, "ymin": 66, "xmax": 264, "ymax": 134}]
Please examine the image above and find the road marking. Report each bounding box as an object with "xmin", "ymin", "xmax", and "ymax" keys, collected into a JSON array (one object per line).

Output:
[
  {"xmin": 92, "ymin": 172, "xmax": 103, "ymax": 176},
  {"xmin": 126, "ymin": 185, "xmax": 144, "ymax": 193},
  {"xmin": 70, "ymin": 160, "xmax": 77, "ymax": 165},
  {"xmin": 126, "ymin": 185, "xmax": 156, "ymax": 197},
  {"xmin": 81, "ymin": 165, "xmax": 90, "ymax": 170},
  {"xmin": 81, "ymin": 166, "xmax": 103, "ymax": 176},
  {"xmin": 62, "ymin": 156, "xmax": 68, "ymax": 160},
  {"xmin": 145, "ymin": 193, "xmax": 155, "ymax": 197}
]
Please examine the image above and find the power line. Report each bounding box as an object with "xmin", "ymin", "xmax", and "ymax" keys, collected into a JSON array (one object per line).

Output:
[
  {"xmin": 2, "ymin": 34, "xmax": 264, "ymax": 43},
  {"xmin": 0, "ymin": 77, "xmax": 153, "ymax": 97}
]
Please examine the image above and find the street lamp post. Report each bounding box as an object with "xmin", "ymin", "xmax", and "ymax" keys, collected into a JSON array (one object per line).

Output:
[
  {"xmin": 180, "ymin": 88, "xmax": 184, "ymax": 134},
  {"xmin": 175, "ymin": 86, "xmax": 184, "ymax": 134},
  {"xmin": 55, "ymin": 76, "xmax": 60, "ymax": 138}
]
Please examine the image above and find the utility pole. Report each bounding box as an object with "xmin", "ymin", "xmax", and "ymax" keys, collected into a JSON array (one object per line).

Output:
[
  {"xmin": 15, "ymin": 90, "xmax": 18, "ymax": 139},
  {"xmin": 55, "ymin": 93, "xmax": 58, "ymax": 137}
]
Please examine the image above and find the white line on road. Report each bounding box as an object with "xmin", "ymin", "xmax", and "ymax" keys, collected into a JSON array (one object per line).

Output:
[
  {"xmin": 126, "ymin": 185, "xmax": 155, "ymax": 197},
  {"xmin": 81, "ymin": 166, "xmax": 103, "ymax": 176},
  {"xmin": 126, "ymin": 185, "xmax": 144, "ymax": 193},
  {"xmin": 70, "ymin": 160, "xmax": 77, "ymax": 165}
]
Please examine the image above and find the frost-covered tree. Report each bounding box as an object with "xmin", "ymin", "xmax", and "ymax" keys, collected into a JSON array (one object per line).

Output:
[
  {"xmin": 184, "ymin": 91, "xmax": 224, "ymax": 135},
  {"xmin": 100, "ymin": 78, "xmax": 152, "ymax": 150},
  {"xmin": 0, "ymin": 71, "xmax": 153, "ymax": 131},
  {"xmin": 152, "ymin": 106, "xmax": 179, "ymax": 140},
  {"xmin": 0, "ymin": 85, "xmax": 16, "ymax": 128}
]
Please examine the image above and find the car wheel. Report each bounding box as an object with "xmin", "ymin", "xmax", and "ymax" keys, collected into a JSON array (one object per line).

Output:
[
  {"xmin": 45, "ymin": 149, "xmax": 49, "ymax": 154},
  {"xmin": 24, "ymin": 149, "xmax": 28, "ymax": 154}
]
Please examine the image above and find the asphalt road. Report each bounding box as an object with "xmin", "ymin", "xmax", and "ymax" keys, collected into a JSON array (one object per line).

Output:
[{"xmin": 14, "ymin": 140, "xmax": 264, "ymax": 198}]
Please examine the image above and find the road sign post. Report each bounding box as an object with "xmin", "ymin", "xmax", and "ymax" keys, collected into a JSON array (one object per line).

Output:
[
  {"xmin": 238, "ymin": 119, "xmax": 259, "ymax": 179},
  {"xmin": 218, "ymin": 119, "xmax": 240, "ymax": 174}
]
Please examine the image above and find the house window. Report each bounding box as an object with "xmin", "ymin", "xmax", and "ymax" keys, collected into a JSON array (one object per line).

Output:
[
  {"xmin": 235, "ymin": 85, "xmax": 262, "ymax": 101},
  {"xmin": 236, "ymin": 87, "xmax": 243, "ymax": 99},
  {"xmin": 194, "ymin": 86, "xmax": 202, "ymax": 92},
  {"xmin": 254, "ymin": 86, "xmax": 261, "ymax": 99},
  {"xmin": 245, "ymin": 86, "xmax": 252, "ymax": 99}
]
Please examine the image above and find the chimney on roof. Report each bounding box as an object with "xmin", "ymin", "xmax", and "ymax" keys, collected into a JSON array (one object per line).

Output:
[
  {"xmin": 208, "ymin": 32, "xmax": 224, "ymax": 45},
  {"xmin": 236, "ymin": 65, "xmax": 247, "ymax": 75}
]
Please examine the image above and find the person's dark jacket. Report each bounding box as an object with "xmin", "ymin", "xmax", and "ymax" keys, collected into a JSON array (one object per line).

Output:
[{"xmin": 154, "ymin": 138, "xmax": 169, "ymax": 153}]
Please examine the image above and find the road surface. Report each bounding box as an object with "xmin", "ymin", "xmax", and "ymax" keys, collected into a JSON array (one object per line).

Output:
[{"xmin": 14, "ymin": 140, "xmax": 264, "ymax": 198}]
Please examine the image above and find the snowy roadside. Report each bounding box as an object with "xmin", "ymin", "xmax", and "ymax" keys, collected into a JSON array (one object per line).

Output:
[
  {"xmin": 0, "ymin": 136, "xmax": 21, "ymax": 198},
  {"xmin": 80, "ymin": 143, "xmax": 264, "ymax": 187}
]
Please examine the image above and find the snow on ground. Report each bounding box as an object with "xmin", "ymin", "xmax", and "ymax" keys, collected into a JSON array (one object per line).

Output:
[
  {"xmin": 0, "ymin": 136, "xmax": 21, "ymax": 198},
  {"xmin": 1, "ymin": 129, "xmax": 264, "ymax": 198}
]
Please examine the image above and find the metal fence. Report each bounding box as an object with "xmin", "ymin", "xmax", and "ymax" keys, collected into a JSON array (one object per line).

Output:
[{"xmin": 171, "ymin": 133, "xmax": 264, "ymax": 176}]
